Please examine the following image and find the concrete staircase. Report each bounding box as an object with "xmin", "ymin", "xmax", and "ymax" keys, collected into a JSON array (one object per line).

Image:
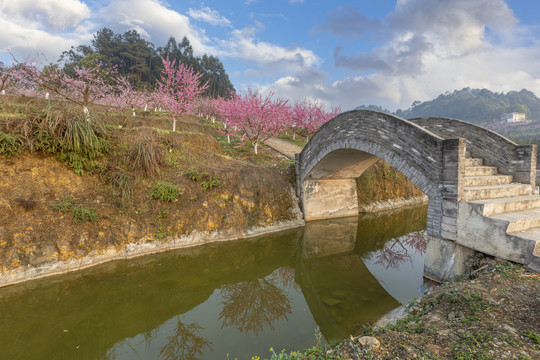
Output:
[{"xmin": 458, "ymin": 154, "xmax": 540, "ymax": 271}]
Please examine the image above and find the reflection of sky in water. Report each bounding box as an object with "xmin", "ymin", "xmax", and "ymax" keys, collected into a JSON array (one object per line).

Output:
[{"xmin": 363, "ymin": 232, "xmax": 428, "ymax": 304}]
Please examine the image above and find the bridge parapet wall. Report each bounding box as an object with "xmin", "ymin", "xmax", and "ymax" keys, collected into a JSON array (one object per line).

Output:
[
  {"xmin": 296, "ymin": 110, "xmax": 465, "ymax": 240},
  {"xmin": 409, "ymin": 117, "xmax": 537, "ymax": 186}
]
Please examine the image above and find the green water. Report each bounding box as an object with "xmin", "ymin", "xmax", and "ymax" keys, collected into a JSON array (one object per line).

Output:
[{"xmin": 0, "ymin": 205, "xmax": 428, "ymax": 360}]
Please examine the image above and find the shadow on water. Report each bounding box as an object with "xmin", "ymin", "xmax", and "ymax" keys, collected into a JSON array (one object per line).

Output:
[{"xmin": 0, "ymin": 205, "xmax": 427, "ymax": 359}]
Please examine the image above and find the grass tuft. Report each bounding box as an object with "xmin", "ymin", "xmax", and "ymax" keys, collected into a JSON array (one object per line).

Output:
[{"xmin": 149, "ymin": 181, "xmax": 179, "ymax": 202}]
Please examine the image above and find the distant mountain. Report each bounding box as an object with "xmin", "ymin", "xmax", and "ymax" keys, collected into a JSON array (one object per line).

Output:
[{"xmin": 357, "ymin": 88, "xmax": 540, "ymax": 124}]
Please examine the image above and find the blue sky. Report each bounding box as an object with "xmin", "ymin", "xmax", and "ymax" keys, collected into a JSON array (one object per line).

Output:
[{"xmin": 1, "ymin": 0, "xmax": 539, "ymax": 111}]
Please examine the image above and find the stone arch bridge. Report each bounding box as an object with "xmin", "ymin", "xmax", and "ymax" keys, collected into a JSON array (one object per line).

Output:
[{"xmin": 295, "ymin": 110, "xmax": 539, "ymax": 280}]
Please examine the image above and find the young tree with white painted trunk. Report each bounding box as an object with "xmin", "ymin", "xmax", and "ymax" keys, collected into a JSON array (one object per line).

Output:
[
  {"xmin": 155, "ymin": 56, "xmax": 208, "ymax": 132},
  {"xmin": 218, "ymin": 89, "xmax": 290, "ymax": 155}
]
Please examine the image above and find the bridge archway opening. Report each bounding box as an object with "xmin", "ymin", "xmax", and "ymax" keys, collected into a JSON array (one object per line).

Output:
[{"xmin": 300, "ymin": 145, "xmax": 434, "ymax": 221}]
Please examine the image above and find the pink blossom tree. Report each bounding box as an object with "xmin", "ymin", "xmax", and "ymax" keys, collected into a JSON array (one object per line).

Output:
[
  {"xmin": 292, "ymin": 100, "xmax": 341, "ymax": 141},
  {"xmin": 0, "ymin": 62, "xmax": 19, "ymax": 95},
  {"xmin": 218, "ymin": 89, "xmax": 290, "ymax": 154},
  {"xmin": 155, "ymin": 56, "xmax": 208, "ymax": 131},
  {"xmin": 14, "ymin": 57, "xmax": 116, "ymax": 119},
  {"xmin": 100, "ymin": 75, "xmax": 148, "ymax": 119},
  {"xmin": 0, "ymin": 60, "xmax": 38, "ymax": 96}
]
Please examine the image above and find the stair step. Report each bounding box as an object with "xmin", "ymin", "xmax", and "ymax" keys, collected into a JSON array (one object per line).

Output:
[
  {"xmin": 469, "ymin": 195, "xmax": 540, "ymax": 216},
  {"xmin": 463, "ymin": 184, "xmax": 534, "ymax": 201},
  {"xmin": 463, "ymin": 175, "xmax": 513, "ymax": 187},
  {"xmin": 465, "ymin": 166, "xmax": 497, "ymax": 176},
  {"xmin": 510, "ymin": 228, "xmax": 540, "ymax": 249},
  {"xmin": 491, "ymin": 208, "xmax": 540, "ymax": 233},
  {"xmin": 463, "ymin": 158, "xmax": 483, "ymax": 167}
]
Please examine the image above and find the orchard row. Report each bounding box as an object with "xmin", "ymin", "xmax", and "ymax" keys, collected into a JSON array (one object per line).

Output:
[{"xmin": 0, "ymin": 57, "xmax": 341, "ymax": 154}]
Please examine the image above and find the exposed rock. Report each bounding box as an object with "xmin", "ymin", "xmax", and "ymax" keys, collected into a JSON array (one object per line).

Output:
[{"xmin": 357, "ymin": 336, "xmax": 380, "ymax": 350}]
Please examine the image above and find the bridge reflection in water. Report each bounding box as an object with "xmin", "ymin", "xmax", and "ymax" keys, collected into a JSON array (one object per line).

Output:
[
  {"xmin": 300, "ymin": 205, "xmax": 427, "ymax": 341},
  {"xmin": 0, "ymin": 206, "xmax": 427, "ymax": 360}
]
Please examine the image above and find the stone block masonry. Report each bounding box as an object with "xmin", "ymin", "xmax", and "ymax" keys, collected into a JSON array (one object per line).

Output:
[{"xmin": 296, "ymin": 110, "xmax": 539, "ymax": 281}]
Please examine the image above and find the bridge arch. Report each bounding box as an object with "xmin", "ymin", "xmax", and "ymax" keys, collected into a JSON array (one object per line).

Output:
[{"xmin": 296, "ymin": 110, "xmax": 465, "ymax": 240}]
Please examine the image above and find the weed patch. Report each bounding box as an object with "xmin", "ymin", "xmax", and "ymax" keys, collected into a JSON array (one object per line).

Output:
[
  {"xmin": 0, "ymin": 132, "xmax": 24, "ymax": 157},
  {"xmin": 186, "ymin": 169, "xmax": 222, "ymax": 190},
  {"xmin": 126, "ymin": 132, "xmax": 165, "ymax": 177},
  {"xmin": 71, "ymin": 205, "xmax": 98, "ymax": 224},
  {"xmin": 102, "ymin": 166, "xmax": 135, "ymax": 203},
  {"xmin": 149, "ymin": 181, "xmax": 179, "ymax": 202}
]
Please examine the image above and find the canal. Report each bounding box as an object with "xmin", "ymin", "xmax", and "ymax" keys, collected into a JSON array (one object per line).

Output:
[{"xmin": 0, "ymin": 205, "xmax": 428, "ymax": 360}]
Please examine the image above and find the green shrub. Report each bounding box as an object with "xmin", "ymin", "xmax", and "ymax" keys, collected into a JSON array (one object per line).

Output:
[
  {"xmin": 149, "ymin": 181, "xmax": 179, "ymax": 202},
  {"xmin": 186, "ymin": 169, "xmax": 222, "ymax": 191},
  {"xmin": 0, "ymin": 132, "xmax": 24, "ymax": 157}
]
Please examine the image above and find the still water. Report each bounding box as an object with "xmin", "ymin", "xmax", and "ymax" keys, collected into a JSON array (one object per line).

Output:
[{"xmin": 0, "ymin": 205, "xmax": 428, "ymax": 360}]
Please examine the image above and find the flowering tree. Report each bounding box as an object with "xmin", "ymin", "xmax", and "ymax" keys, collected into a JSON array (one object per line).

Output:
[
  {"xmin": 155, "ymin": 56, "xmax": 208, "ymax": 131},
  {"xmin": 291, "ymin": 100, "xmax": 341, "ymax": 141},
  {"xmin": 193, "ymin": 96, "xmax": 221, "ymax": 123},
  {"xmin": 219, "ymin": 89, "xmax": 290, "ymax": 154},
  {"xmin": 100, "ymin": 75, "xmax": 148, "ymax": 118},
  {"xmin": 0, "ymin": 62, "xmax": 18, "ymax": 94},
  {"xmin": 0, "ymin": 61, "xmax": 38, "ymax": 95},
  {"xmin": 15, "ymin": 57, "xmax": 116, "ymax": 119}
]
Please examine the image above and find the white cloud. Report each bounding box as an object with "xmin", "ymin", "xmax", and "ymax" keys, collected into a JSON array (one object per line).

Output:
[
  {"xmin": 97, "ymin": 0, "xmax": 211, "ymax": 55},
  {"xmin": 0, "ymin": 0, "xmax": 90, "ymax": 31},
  {"xmin": 188, "ymin": 6, "xmax": 232, "ymax": 27},
  {"xmin": 269, "ymin": 0, "xmax": 539, "ymax": 111},
  {"xmin": 0, "ymin": 0, "xmax": 91, "ymax": 62},
  {"xmin": 218, "ymin": 25, "xmax": 320, "ymax": 76}
]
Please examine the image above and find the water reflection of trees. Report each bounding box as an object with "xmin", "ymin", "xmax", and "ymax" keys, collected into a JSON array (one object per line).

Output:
[
  {"xmin": 267, "ymin": 267, "xmax": 300, "ymax": 292},
  {"xmin": 218, "ymin": 274, "xmax": 293, "ymax": 335},
  {"xmin": 159, "ymin": 316, "xmax": 213, "ymax": 360},
  {"xmin": 373, "ymin": 231, "xmax": 427, "ymax": 269}
]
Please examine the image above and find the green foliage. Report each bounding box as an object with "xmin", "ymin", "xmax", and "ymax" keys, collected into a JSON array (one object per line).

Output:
[
  {"xmin": 57, "ymin": 152, "xmax": 88, "ymax": 175},
  {"xmin": 385, "ymin": 313, "xmax": 424, "ymax": 333},
  {"xmin": 62, "ymin": 114, "xmax": 108, "ymax": 158},
  {"xmin": 149, "ymin": 181, "xmax": 179, "ymax": 202},
  {"xmin": 52, "ymin": 196, "xmax": 98, "ymax": 223},
  {"xmin": 186, "ymin": 169, "xmax": 221, "ymax": 190},
  {"xmin": 451, "ymin": 331, "xmax": 491, "ymax": 360},
  {"xmin": 442, "ymin": 290, "xmax": 489, "ymax": 322},
  {"xmin": 154, "ymin": 226, "xmax": 170, "ymax": 239},
  {"xmin": 61, "ymin": 27, "xmax": 235, "ymax": 97},
  {"xmin": 0, "ymin": 132, "xmax": 24, "ymax": 157},
  {"xmin": 52, "ymin": 196, "xmax": 75, "ymax": 211},
  {"xmin": 71, "ymin": 205, "xmax": 98, "ymax": 224},
  {"xmin": 493, "ymin": 261, "xmax": 522, "ymax": 278},
  {"xmin": 521, "ymin": 329, "xmax": 540, "ymax": 345}
]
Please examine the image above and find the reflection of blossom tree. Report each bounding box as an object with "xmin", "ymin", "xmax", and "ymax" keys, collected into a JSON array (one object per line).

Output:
[
  {"xmin": 159, "ymin": 316, "xmax": 213, "ymax": 360},
  {"xmin": 403, "ymin": 230, "xmax": 427, "ymax": 254},
  {"xmin": 374, "ymin": 231, "xmax": 427, "ymax": 269},
  {"xmin": 218, "ymin": 278, "xmax": 292, "ymax": 335},
  {"xmin": 267, "ymin": 267, "xmax": 300, "ymax": 292}
]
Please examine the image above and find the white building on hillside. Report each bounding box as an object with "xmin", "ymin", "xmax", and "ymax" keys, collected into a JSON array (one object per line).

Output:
[{"xmin": 501, "ymin": 112, "xmax": 526, "ymax": 123}]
